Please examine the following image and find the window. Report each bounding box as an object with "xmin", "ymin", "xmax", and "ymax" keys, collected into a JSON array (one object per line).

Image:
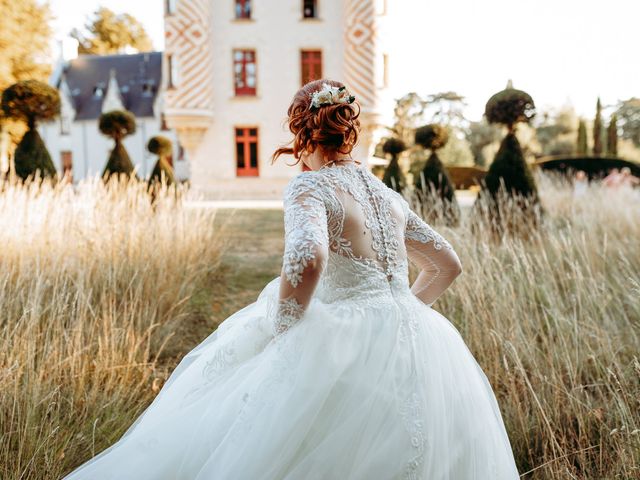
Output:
[
  {"xmin": 235, "ymin": 0, "xmax": 251, "ymax": 19},
  {"xmin": 60, "ymin": 116, "xmax": 71, "ymax": 135},
  {"xmin": 167, "ymin": 54, "xmax": 179, "ymax": 88},
  {"xmin": 301, "ymin": 50, "xmax": 322, "ymax": 86},
  {"xmin": 233, "ymin": 50, "xmax": 256, "ymax": 96},
  {"xmin": 235, "ymin": 127, "xmax": 259, "ymax": 176},
  {"xmin": 61, "ymin": 151, "xmax": 73, "ymax": 181},
  {"xmin": 166, "ymin": 0, "xmax": 176, "ymax": 15},
  {"xmin": 303, "ymin": 0, "xmax": 317, "ymax": 18}
]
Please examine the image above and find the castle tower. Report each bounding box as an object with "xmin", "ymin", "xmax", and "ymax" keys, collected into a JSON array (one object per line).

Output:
[{"xmin": 164, "ymin": 0, "xmax": 388, "ymax": 199}]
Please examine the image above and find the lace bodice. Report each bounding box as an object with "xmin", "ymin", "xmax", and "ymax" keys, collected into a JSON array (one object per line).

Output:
[{"xmin": 273, "ymin": 162, "xmax": 462, "ymax": 335}]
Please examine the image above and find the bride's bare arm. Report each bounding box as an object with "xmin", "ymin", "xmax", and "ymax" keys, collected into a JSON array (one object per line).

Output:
[
  {"xmin": 401, "ymin": 201, "xmax": 462, "ymax": 306},
  {"xmin": 274, "ymin": 174, "xmax": 329, "ymax": 335}
]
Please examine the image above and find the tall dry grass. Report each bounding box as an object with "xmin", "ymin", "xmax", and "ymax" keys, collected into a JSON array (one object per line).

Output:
[
  {"xmin": 0, "ymin": 179, "xmax": 223, "ymax": 479},
  {"xmin": 1, "ymin": 173, "xmax": 638, "ymax": 479},
  {"xmin": 408, "ymin": 173, "xmax": 640, "ymax": 478}
]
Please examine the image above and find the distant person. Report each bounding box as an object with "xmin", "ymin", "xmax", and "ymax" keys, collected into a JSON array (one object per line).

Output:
[
  {"xmin": 619, "ymin": 167, "xmax": 640, "ymax": 189},
  {"xmin": 603, "ymin": 168, "xmax": 622, "ymax": 188},
  {"xmin": 573, "ymin": 170, "xmax": 588, "ymax": 197}
]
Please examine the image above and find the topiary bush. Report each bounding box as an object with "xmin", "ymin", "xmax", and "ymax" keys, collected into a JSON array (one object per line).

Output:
[
  {"xmin": 147, "ymin": 135, "xmax": 175, "ymax": 186},
  {"xmin": 414, "ymin": 124, "xmax": 459, "ymax": 225},
  {"xmin": 382, "ymin": 137, "xmax": 407, "ymax": 192},
  {"xmin": 484, "ymin": 84, "xmax": 535, "ymax": 133},
  {"xmin": 99, "ymin": 110, "xmax": 137, "ymax": 179},
  {"xmin": 474, "ymin": 83, "xmax": 542, "ymax": 236},
  {"xmin": 1, "ymin": 80, "xmax": 60, "ymax": 180}
]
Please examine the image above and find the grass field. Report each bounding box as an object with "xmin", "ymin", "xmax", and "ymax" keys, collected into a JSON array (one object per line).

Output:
[{"xmin": 0, "ymin": 175, "xmax": 638, "ymax": 479}]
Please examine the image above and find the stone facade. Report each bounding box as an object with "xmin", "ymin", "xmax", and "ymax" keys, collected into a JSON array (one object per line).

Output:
[{"xmin": 164, "ymin": 0, "xmax": 389, "ymax": 199}]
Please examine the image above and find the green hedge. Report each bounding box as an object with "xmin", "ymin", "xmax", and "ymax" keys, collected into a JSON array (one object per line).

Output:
[{"xmin": 535, "ymin": 156, "xmax": 640, "ymax": 179}]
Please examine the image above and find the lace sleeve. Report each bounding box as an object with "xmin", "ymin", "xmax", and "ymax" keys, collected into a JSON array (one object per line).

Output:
[
  {"xmin": 274, "ymin": 173, "xmax": 329, "ymax": 335},
  {"xmin": 399, "ymin": 197, "xmax": 462, "ymax": 307}
]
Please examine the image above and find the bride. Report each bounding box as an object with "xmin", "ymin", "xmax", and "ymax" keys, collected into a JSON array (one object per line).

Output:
[{"xmin": 64, "ymin": 79, "xmax": 520, "ymax": 479}]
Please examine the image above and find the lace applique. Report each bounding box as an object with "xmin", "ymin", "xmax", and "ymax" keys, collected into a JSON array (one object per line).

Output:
[
  {"xmin": 399, "ymin": 392, "xmax": 426, "ymax": 480},
  {"xmin": 282, "ymin": 173, "xmax": 329, "ymax": 288},
  {"xmin": 273, "ymin": 297, "xmax": 305, "ymax": 335},
  {"xmin": 400, "ymin": 198, "xmax": 452, "ymax": 250}
]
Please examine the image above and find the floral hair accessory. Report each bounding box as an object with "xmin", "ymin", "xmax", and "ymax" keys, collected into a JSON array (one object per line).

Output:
[{"xmin": 309, "ymin": 83, "xmax": 356, "ymax": 110}]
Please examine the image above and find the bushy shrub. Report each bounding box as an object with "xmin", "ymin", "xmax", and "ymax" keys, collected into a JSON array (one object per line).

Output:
[{"xmin": 1, "ymin": 80, "xmax": 60, "ymax": 180}]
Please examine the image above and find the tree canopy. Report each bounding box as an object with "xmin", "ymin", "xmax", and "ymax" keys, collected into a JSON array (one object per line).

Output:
[
  {"xmin": 2, "ymin": 80, "xmax": 60, "ymax": 128},
  {"xmin": 99, "ymin": 110, "xmax": 137, "ymax": 141},
  {"xmin": 72, "ymin": 7, "xmax": 153, "ymax": 55},
  {"xmin": 0, "ymin": 0, "xmax": 52, "ymax": 91},
  {"xmin": 485, "ymin": 82, "xmax": 536, "ymax": 132}
]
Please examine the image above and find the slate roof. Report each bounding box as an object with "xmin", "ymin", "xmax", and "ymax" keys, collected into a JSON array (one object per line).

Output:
[{"xmin": 60, "ymin": 52, "xmax": 162, "ymax": 120}]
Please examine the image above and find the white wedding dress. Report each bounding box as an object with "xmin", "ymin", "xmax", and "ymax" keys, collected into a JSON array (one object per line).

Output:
[{"xmin": 64, "ymin": 162, "xmax": 520, "ymax": 479}]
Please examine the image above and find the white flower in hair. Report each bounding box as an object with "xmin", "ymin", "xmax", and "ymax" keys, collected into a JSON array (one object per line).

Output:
[{"xmin": 310, "ymin": 83, "xmax": 356, "ymax": 109}]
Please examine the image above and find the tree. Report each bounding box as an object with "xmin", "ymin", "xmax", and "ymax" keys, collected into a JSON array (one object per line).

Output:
[
  {"xmin": 1, "ymin": 80, "xmax": 60, "ymax": 179},
  {"xmin": 147, "ymin": 136, "xmax": 175, "ymax": 186},
  {"xmin": 475, "ymin": 82, "xmax": 541, "ymax": 232},
  {"xmin": 593, "ymin": 97, "xmax": 603, "ymax": 155},
  {"xmin": 0, "ymin": 0, "xmax": 53, "ymax": 169},
  {"xmin": 465, "ymin": 120, "xmax": 502, "ymax": 168},
  {"xmin": 414, "ymin": 124, "xmax": 460, "ymax": 226},
  {"xmin": 72, "ymin": 7, "xmax": 153, "ymax": 55},
  {"xmin": 535, "ymin": 106, "xmax": 578, "ymax": 156},
  {"xmin": 99, "ymin": 110, "xmax": 137, "ymax": 179},
  {"xmin": 0, "ymin": 0, "xmax": 52, "ymax": 90},
  {"xmin": 577, "ymin": 119, "xmax": 588, "ymax": 155},
  {"xmin": 615, "ymin": 98, "xmax": 640, "ymax": 147},
  {"xmin": 607, "ymin": 114, "xmax": 618, "ymax": 156},
  {"xmin": 484, "ymin": 80, "xmax": 536, "ymax": 134},
  {"xmin": 381, "ymin": 138, "xmax": 407, "ymax": 192}
]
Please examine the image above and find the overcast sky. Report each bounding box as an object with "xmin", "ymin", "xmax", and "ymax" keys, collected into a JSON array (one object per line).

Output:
[{"xmin": 50, "ymin": 0, "xmax": 639, "ymax": 121}]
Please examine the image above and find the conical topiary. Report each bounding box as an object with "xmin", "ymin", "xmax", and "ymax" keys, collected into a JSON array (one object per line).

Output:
[
  {"xmin": 99, "ymin": 109, "xmax": 136, "ymax": 179},
  {"xmin": 414, "ymin": 124, "xmax": 460, "ymax": 225},
  {"xmin": 1, "ymin": 80, "xmax": 60, "ymax": 180},
  {"xmin": 482, "ymin": 132, "xmax": 539, "ymax": 198},
  {"xmin": 474, "ymin": 82, "xmax": 541, "ymax": 235},
  {"xmin": 147, "ymin": 135, "xmax": 175, "ymax": 186},
  {"xmin": 381, "ymin": 137, "xmax": 407, "ymax": 193}
]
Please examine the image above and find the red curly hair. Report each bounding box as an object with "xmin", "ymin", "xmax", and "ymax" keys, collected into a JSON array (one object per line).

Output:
[{"xmin": 271, "ymin": 79, "xmax": 361, "ymax": 166}]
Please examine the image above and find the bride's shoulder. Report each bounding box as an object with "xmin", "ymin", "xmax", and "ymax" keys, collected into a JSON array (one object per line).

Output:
[{"xmin": 283, "ymin": 170, "xmax": 328, "ymax": 202}]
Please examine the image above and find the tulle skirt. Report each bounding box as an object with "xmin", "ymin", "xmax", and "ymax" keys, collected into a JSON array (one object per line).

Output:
[{"xmin": 63, "ymin": 277, "xmax": 520, "ymax": 479}]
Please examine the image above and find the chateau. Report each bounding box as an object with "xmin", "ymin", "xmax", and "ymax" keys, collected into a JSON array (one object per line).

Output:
[
  {"xmin": 41, "ymin": 52, "xmax": 187, "ymax": 182},
  {"xmin": 164, "ymin": 0, "xmax": 389, "ymax": 198}
]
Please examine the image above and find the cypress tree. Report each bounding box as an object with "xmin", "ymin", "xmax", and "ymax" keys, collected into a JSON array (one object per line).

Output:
[
  {"xmin": 593, "ymin": 97, "xmax": 603, "ymax": 155},
  {"xmin": 607, "ymin": 114, "xmax": 618, "ymax": 156},
  {"xmin": 577, "ymin": 119, "xmax": 588, "ymax": 155}
]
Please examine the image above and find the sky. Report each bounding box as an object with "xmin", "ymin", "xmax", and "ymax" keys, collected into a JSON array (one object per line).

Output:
[{"xmin": 49, "ymin": 0, "xmax": 639, "ymax": 121}]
